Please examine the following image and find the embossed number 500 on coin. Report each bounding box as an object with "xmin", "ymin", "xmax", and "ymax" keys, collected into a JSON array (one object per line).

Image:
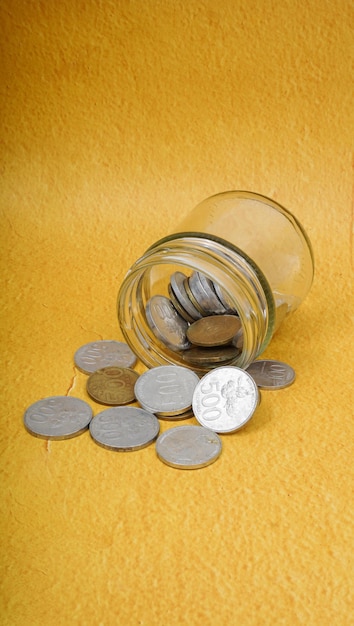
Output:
[{"xmin": 192, "ymin": 366, "xmax": 259, "ymax": 433}]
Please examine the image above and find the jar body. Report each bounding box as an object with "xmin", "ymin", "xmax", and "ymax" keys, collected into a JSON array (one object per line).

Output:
[{"xmin": 117, "ymin": 191, "xmax": 314, "ymax": 373}]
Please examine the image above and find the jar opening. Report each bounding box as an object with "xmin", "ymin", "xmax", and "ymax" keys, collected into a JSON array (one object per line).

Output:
[{"xmin": 118, "ymin": 233, "xmax": 275, "ymax": 372}]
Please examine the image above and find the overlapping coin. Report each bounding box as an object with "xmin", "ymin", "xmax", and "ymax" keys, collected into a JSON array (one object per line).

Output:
[
  {"xmin": 145, "ymin": 295, "xmax": 191, "ymax": 351},
  {"xmin": 169, "ymin": 271, "xmax": 202, "ymax": 321},
  {"xmin": 182, "ymin": 345, "xmax": 240, "ymax": 365},
  {"xmin": 134, "ymin": 365, "xmax": 200, "ymax": 419},
  {"xmin": 86, "ymin": 366, "xmax": 139, "ymax": 405},
  {"xmin": 192, "ymin": 366, "xmax": 259, "ymax": 433},
  {"xmin": 145, "ymin": 270, "xmax": 243, "ymax": 367},
  {"xmin": 188, "ymin": 271, "xmax": 226, "ymax": 315},
  {"xmin": 90, "ymin": 406, "xmax": 160, "ymax": 451},
  {"xmin": 246, "ymin": 359, "xmax": 296, "ymax": 389},
  {"xmin": 186, "ymin": 315, "xmax": 241, "ymax": 347}
]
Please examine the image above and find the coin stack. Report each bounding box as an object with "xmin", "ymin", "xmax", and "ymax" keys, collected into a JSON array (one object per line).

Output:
[{"xmin": 145, "ymin": 270, "xmax": 244, "ymax": 368}]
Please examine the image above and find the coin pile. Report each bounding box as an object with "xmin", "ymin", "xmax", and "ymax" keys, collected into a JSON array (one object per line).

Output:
[
  {"xmin": 145, "ymin": 271, "xmax": 243, "ymax": 367},
  {"xmin": 23, "ymin": 339, "xmax": 296, "ymax": 469}
]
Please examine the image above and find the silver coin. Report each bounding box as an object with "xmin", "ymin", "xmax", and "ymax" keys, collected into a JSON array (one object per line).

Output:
[
  {"xmin": 213, "ymin": 282, "xmax": 238, "ymax": 314},
  {"xmin": 195, "ymin": 272, "xmax": 228, "ymax": 314},
  {"xmin": 168, "ymin": 283, "xmax": 196, "ymax": 324},
  {"xmin": 145, "ymin": 295, "xmax": 190, "ymax": 351},
  {"xmin": 74, "ymin": 340, "xmax": 137, "ymax": 374},
  {"xmin": 89, "ymin": 406, "xmax": 160, "ymax": 451},
  {"xmin": 155, "ymin": 425, "xmax": 222, "ymax": 469},
  {"xmin": 232, "ymin": 328, "xmax": 244, "ymax": 350},
  {"xmin": 246, "ymin": 359, "xmax": 296, "ymax": 389},
  {"xmin": 134, "ymin": 365, "xmax": 200, "ymax": 417},
  {"xmin": 169, "ymin": 272, "xmax": 202, "ymax": 320},
  {"xmin": 192, "ymin": 366, "xmax": 259, "ymax": 433},
  {"xmin": 189, "ymin": 271, "xmax": 225, "ymax": 314},
  {"xmin": 183, "ymin": 277, "xmax": 210, "ymax": 316},
  {"xmin": 24, "ymin": 396, "xmax": 93, "ymax": 440}
]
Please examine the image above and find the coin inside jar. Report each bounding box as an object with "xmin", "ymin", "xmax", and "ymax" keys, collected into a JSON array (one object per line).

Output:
[
  {"xmin": 182, "ymin": 344, "xmax": 241, "ymax": 365},
  {"xmin": 189, "ymin": 271, "xmax": 226, "ymax": 314},
  {"xmin": 168, "ymin": 283, "xmax": 196, "ymax": 324},
  {"xmin": 86, "ymin": 366, "xmax": 139, "ymax": 405},
  {"xmin": 169, "ymin": 271, "xmax": 202, "ymax": 320},
  {"xmin": 186, "ymin": 314, "xmax": 241, "ymax": 347},
  {"xmin": 145, "ymin": 295, "xmax": 191, "ymax": 351}
]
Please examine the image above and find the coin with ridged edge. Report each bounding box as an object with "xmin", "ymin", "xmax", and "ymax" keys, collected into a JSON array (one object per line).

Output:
[
  {"xmin": 213, "ymin": 282, "xmax": 238, "ymax": 314},
  {"xmin": 168, "ymin": 283, "xmax": 196, "ymax": 324},
  {"xmin": 169, "ymin": 271, "xmax": 202, "ymax": 320},
  {"xmin": 90, "ymin": 406, "xmax": 160, "ymax": 451},
  {"xmin": 190, "ymin": 271, "xmax": 227, "ymax": 314},
  {"xmin": 183, "ymin": 276, "xmax": 210, "ymax": 316},
  {"xmin": 24, "ymin": 396, "xmax": 93, "ymax": 440},
  {"xmin": 155, "ymin": 425, "xmax": 222, "ymax": 469}
]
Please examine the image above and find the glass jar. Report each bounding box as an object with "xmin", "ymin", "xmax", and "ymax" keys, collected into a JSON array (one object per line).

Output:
[{"xmin": 117, "ymin": 191, "xmax": 314, "ymax": 373}]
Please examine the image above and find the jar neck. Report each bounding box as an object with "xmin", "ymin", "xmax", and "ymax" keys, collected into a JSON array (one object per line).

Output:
[{"xmin": 118, "ymin": 233, "xmax": 275, "ymax": 372}]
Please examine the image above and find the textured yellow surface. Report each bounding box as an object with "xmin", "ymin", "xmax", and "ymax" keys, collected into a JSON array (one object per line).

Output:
[{"xmin": 1, "ymin": 1, "xmax": 353, "ymax": 624}]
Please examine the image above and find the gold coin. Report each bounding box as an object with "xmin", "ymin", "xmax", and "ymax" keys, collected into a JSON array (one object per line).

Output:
[
  {"xmin": 186, "ymin": 314, "xmax": 242, "ymax": 347},
  {"xmin": 86, "ymin": 366, "xmax": 139, "ymax": 405}
]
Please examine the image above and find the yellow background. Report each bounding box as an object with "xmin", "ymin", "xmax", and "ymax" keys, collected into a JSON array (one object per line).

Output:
[{"xmin": 1, "ymin": 1, "xmax": 353, "ymax": 624}]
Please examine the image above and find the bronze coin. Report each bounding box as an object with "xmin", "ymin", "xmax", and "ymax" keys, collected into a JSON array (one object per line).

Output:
[
  {"xmin": 186, "ymin": 314, "xmax": 242, "ymax": 347},
  {"xmin": 182, "ymin": 345, "xmax": 240, "ymax": 365},
  {"xmin": 86, "ymin": 366, "xmax": 139, "ymax": 405}
]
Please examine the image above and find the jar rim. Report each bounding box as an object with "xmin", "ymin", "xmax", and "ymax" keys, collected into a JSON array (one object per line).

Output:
[
  {"xmin": 119, "ymin": 232, "xmax": 276, "ymax": 369},
  {"xmin": 147, "ymin": 230, "xmax": 276, "ymax": 348}
]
